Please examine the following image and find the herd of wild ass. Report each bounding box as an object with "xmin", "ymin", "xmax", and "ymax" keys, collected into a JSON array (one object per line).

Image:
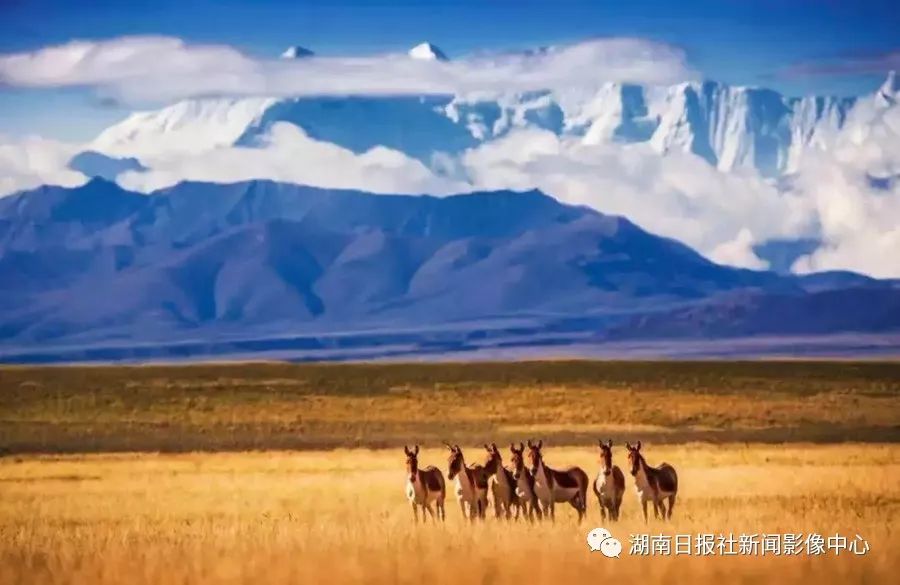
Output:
[{"xmin": 404, "ymin": 440, "xmax": 678, "ymax": 523}]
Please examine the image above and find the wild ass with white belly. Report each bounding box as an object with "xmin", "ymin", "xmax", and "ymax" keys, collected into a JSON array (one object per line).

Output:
[
  {"xmin": 626, "ymin": 441, "xmax": 678, "ymax": 522},
  {"xmin": 593, "ymin": 439, "xmax": 625, "ymax": 521},
  {"xmin": 446, "ymin": 444, "xmax": 489, "ymax": 521},
  {"xmin": 482, "ymin": 443, "xmax": 521, "ymax": 520},
  {"xmin": 509, "ymin": 442, "xmax": 542, "ymax": 522},
  {"xmin": 404, "ymin": 445, "xmax": 446, "ymax": 523},
  {"xmin": 526, "ymin": 440, "xmax": 588, "ymax": 523}
]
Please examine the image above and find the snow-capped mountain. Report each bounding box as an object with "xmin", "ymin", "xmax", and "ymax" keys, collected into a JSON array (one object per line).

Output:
[
  {"xmin": 280, "ymin": 45, "xmax": 315, "ymax": 59},
  {"xmin": 86, "ymin": 46, "xmax": 897, "ymax": 177},
  {"xmin": 92, "ymin": 97, "xmax": 276, "ymax": 159},
  {"xmin": 408, "ymin": 42, "xmax": 449, "ymax": 61}
]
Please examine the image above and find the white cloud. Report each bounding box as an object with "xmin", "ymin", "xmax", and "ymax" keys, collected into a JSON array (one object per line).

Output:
[
  {"xmin": 709, "ymin": 229, "xmax": 768, "ymax": 270},
  {"xmin": 117, "ymin": 122, "xmax": 463, "ymax": 195},
  {"xmin": 790, "ymin": 95, "xmax": 900, "ymax": 278},
  {"xmin": 0, "ymin": 135, "xmax": 87, "ymax": 196},
  {"xmin": 459, "ymin": 128, "xmax": 809, "ymax": 269},
  {"xmin": 0, "ymin": 36, "xmax": 695, "ymax": 104}
]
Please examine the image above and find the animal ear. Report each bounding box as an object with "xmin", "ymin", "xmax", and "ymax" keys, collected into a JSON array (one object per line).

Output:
[
  {"xmin": 404, "ymin": 445, "xmax": 410, "ymax": 455},
  {"xmin": 491, "ymin": 442, "xmax": 498, "ymax": 452},
  {"xmin": 444, "ymin": 442, "xmax": 453, "ymax": 451},
  {"xmin": 483, "ymin": 443, "xmax": 490, "ymax": 452},
  {"xmin": 636, "ymin": 440, "xmax": 642, "ymax": 451},
  {"xmin": 597, "ymin": 439, "xmax": 603, "ymax": 447},
  {"xmin": 519, "ymin": 442, "xmax": 524, "ymax": 452},
  {"xmin": 537, "ymin": 440, "xmax": 543, "ymax": 449},
  {"xmin": 625, "ymin": 442, "xmax": 632, "ymax": 450},
  {"xmin": 607, "ymin": 439, "xmax": 613, "ymax": 448},
  {"xmin": 414, "ymin": 445, "xmax": 419, "ymax": 455},
  {"xmin": 527, "ymin": 440, "xmax": 533, "ymax": 448},
  {"xmin": 454, "ymin": 444, "xmax": 461, "ymax": 452},
  {"xmin": 509, "ymin": 443, "xmax": 516, "ymax": 452}
]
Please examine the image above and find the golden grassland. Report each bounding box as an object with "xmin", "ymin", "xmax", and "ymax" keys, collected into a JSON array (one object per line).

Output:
[
  {"xmin": 2, "ymin": 360, "xmax": 900, "ymax": 452},
  {"xmin": 1, "ymin": 444, "xmax": 898, "ymax": 585}
]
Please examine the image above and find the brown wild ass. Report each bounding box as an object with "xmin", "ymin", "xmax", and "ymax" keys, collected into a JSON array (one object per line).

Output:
[
  {"xmin": 508, "ymin": 443, "xmax": 542, "ymax": 522},
  {"xmin": 526, "ymin": 440, "xmax": 589, "ymax": 523},
  {"xmin": 404, "ymin": 445, "xmax": 446, "ymax": 522},
  {"xmin": 593, "ymin": 439, "xmax": 625, "ymax": 521},
  {"xmin": 626, "ymin": 441, "xmax": 678, "ymax": 522},
  {"xmin": 446, "ymin": 444, "xmax": 489, "ymax": 521},
  {"xmin": 483, "ymin": 443, "xmax": 521, "ymax": 520}
]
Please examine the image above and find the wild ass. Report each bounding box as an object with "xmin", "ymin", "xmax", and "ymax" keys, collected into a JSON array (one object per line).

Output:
[
  {"xmin": 626, "ymin": 441, "xmax": 678, "ymax": 522},
  {"xmin": 483, "ymin": 443, "xmax": 521, "ymax": 520},
  {"xmin": 446, "ymin": 444, "xmax": 489, "ymax": 521},
  {"xmin": 593, "ymin": 439, "xmax": 625, "ymax": 521},
  {"xmin": 404, "ymin": 445, "xmax": 446, "ymax": 522},
  {"xmin": 526, "ymin": 440, "xmax": 589, "ymax": 523},
  {"xmin": 508, "ymin": 442, "xmax": 542, "ymax": 522}
]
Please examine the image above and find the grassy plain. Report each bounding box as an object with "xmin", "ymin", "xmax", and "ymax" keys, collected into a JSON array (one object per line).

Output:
[
  {"xmin": 2, "ymin": 360, "xmax": 899, "ymax": 452},
  {"xmin": 1, "ymin": 445, "xmax": 898, "ymax": 585}
]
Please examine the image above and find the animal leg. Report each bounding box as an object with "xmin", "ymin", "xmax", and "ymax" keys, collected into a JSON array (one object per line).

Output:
[
  {"xmin": 425, "ymin": 503, "xmax": 436, "ymax": 522},
  {"xmin": 459, "ymin": 499, "xmax": 468, "ymax": 520},
  {"xmin": 577, "ymin": 494, "xmax": 586, "ymax": 523},
  {"xmin": 437, "ymin": 499, "xmax": 445, "ymax": 522},
  {"xmin": 667, "ymin": 494, "xmax": 676, "ymax": 520},
  {"xmin": 412, "ymin": 502, "xmax": 419, "ymax": 523},
  {"xmin": 641, "ymin": 498, "xmax": 649, "ymax": 523}
]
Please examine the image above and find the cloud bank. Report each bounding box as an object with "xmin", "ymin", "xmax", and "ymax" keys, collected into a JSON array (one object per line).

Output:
[
  {"xmin": 0, "ymin": 36, "xmax": 695, "ymax": 104},
  {"xmin": 117, "ymin": 122, "xmax": 463, "ymax": 195},
  {"xmin": 0, "ymin": 135, "xmax": 87, "ymax": 196},
  {"xmin": 790, "ymin": 95, "xmax": 900, "ymax": 277}
]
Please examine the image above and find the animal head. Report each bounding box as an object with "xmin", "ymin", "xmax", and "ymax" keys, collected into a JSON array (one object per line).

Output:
[
  {"xmin": 509, "ymin": 442, "xmax": 525, "ymax": 479},
  {"xmin": 403, "ymin": 445, "xmax": 419, "ymax": 482},
  {"xmin": 483, "ymin": 443, "xmax": 502, "ymax": 475},
  {"xmin": 445, "ymin": 443, "xmax": 464, "ymax": 479},
  {"xmin": 526, "ymin": 439, "xmax": 544, "ymax": 475},
  {"xmin": 598, "ymin": 439, "xmax": 614, "ymax": 476},
  {"xmin": 625, "ymin": 440, "xmax": 643, "ymax": 476}
]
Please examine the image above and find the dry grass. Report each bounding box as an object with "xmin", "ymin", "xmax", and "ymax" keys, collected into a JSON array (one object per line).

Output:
[
  {"xmin": 1, "ymin": 444, "xmax": 898, "ymax": 584},
  {"xmin": 2, "ymin": 360, "xmax": 899, "ymax": 452}
]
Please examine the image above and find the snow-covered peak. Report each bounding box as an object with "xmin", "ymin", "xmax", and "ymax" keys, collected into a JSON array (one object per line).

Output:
[
  {"xmin": 91, "ymin": 98, "xmax": 276, "ymax": 159},
  {"xmin": 408, "ymin": 42, "xmax": 448, "ymax": 62},
  {"xmin": 281, "ymin": 46, "xmax": 315, "ymax": 59}
]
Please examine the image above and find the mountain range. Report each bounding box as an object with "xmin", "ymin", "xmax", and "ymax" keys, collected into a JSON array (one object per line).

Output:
[
  {"xmin": 82, "ymin": 44, "xmax": 900, "ymax": 178},
  {"xmin": 4, "ymin": 44, "xmax": 899, "ymax": 361},
  {"xmin": 1, "ymin": 178, "xmax": 898, "ymax": 363}
]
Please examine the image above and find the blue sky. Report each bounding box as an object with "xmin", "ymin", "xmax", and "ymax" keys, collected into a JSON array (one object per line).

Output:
[{"xmin": 1, "ymin": 0, "xmax": 899, "ymax": 141}]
